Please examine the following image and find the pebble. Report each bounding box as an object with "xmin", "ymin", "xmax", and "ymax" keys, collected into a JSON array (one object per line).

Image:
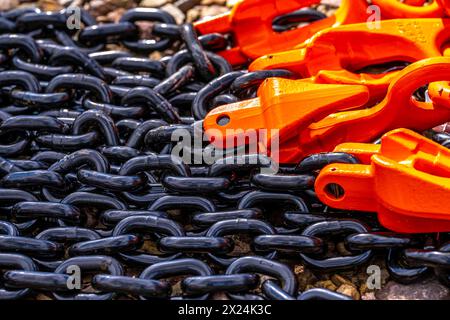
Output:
[
  {"xmin": 132, "ymin": 20, "xmax": 154, "ymax": 38},
  {"xmin": 359, "ymin": 283, "xmax": 372, "ymax": 295},
  {"xmin": 376, "ymin": 279, "xmax": 450, "ymax": 300},
  {"xmin": 107, "ymin": 8, "xmax": 127, "ymax": 22},
  {"xmin": 294, "ymin": 265, "xmax": 305, "ymax": 275},
  {"xmin": 201, "ymin": 0, "xmax": 226, "ymax": 5},
  {"xmin": 38, "ymin": 0, "xmax": 63, "ymax": 11},
  {"xmin": 171, "ymin": 281, "xmax": 183, "ymax": 296},
  {"xmin": 186, "ymin": 7, "xmax": 201, "ymax": 22},
  {"xmin": 140, "ymin": 0, "xmax": 171, "ymax": 8},
  {"xmin": 175, "ymin": 0, "xmax": 201, "ymax": 12},
  {"xmin": 211, "ymin": 292, "xmax": 229, "ymax": 300},
  {"xmin": 36, "ymin": 293, "xmax": 53, "ymax": 300},
  {"xmin": 162, "ymin": 3, "xmax": 186, "ymax": 24},
  {"xmin": 361, "ymin": 292, "xmax": 377, "ymax": 300},
  {"xmin": 337, "ymin": 283, "xmax": 360, "ymax": 300},
  {"xmin": 199, "ymin": 4, "xmax": 228, "ymax": 19},
  {"xmin": 88, "ymin": 0, "xmax": 135, "ymax": 17},
  {"xmin": 336, "ymin": 242, "xmax": 352, "ymax": 256},
  {"xmin": 150, "ymin": 51, "xmax": 164, "ymax": 60},
  {"xmin": 331, "ymin": 274, "xmax": 353, "ymax": 287},
  {"xmin": 0, "ymin": 0, "xmax": 18, "ymax": 11},
  {"xmin": 314, "ymin": 280, "xmax": 338, "ymax": 292},
  {"xmin": 295, "ymin": 265, "xmax": 318, "ymax": 291}
]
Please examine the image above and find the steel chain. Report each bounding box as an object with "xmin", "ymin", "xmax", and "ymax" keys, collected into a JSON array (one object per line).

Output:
[{"xmin": 0, "ymin": 5, "xmax": 447, "ymax": 301}]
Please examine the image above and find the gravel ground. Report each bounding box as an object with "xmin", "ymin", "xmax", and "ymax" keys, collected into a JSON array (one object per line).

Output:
[{"xmin": 1, "ymin": 0, "xmax": 449, "ymax": 300}]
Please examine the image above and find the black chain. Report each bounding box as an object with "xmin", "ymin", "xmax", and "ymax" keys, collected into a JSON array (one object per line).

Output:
[{"xmin": 0, "ymin": 5, "xmax": 447, "ymax": 301}]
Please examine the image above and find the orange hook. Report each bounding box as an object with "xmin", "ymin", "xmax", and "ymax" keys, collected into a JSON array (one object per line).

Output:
[
  {"xmin": 204, "ymin": 57, "xmax": 450, "ymax": 163},
  {"xmin": 204, "ymin": 79, "xmax": 370, "ymax": 160},
  {"xmin": 249, "ymin": 19, "xmax": 450, "ymax": 100},
  {"xmin": 195, "ymin": 0, "xmax": 450, "ymax": 66},
  {"xmin": 194, "ymin": 0, "xmax": 370, "ymax": 66},
  {"xmin": 315, "ymin": 128, "xmax": 450, "ymax": 233}
]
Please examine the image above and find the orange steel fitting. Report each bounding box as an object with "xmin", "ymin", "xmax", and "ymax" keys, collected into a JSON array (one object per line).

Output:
[
  {"xmin": 194, "ymin": 0, "xmax": 369, "ymax": 65},
  {"xmin": 249, "ymin": 19, "xmax": 450, "ymax": 99},
  {"xmin": 204, "ymin": 79, "xmax": 370, "ymax": 162},
  {"xmin": 194, "ymin": 0, "xmax": 450, "ymax": 66},
  {"xmin": 315, "ymin": 128, "xmax": 450, "ymax": 233},
  {"xmin": 204, "ymin": 57, "xmax": 450, "ymax": 163}
]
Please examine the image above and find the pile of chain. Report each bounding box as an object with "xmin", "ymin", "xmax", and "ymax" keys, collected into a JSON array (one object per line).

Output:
[{"xmin": 0, "ymin": 6, "xmax": 448, "ymax": 300}]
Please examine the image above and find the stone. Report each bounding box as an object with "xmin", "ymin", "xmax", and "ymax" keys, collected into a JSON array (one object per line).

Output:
[
  {"xmin": 226, "ymin": 0, "xmax": 239, "ymax": 7},
  {"xmin": 336, "ymin": 242, "xmax": 352, "ymax": 256},
  {"xmin": 107, "ymin": 8, "xmax": 127, "ymax": 23},
  {"xmin": 361, "ymin": 292, "xmax": 377, "ymax": 300},
  {"xmin": 231, "ymin": 234, "xmax": 252, "ymax": 255},
  {"xmin": 38, "ymin": 0, "xmax": 63, "ymax": 11},
  {"xmin": 199, "ymin": 5, "xmax": 229, "ymax": 19},
  {"xmin": 105, "ymin": 43, "xmax": 122, "ymax": 51},
  {"xmin": 376, "ymin": 279, "xmax": 450, "ymax": 300},
  {"xmin": 149, "ymin": 51, "xmax": 163, "ymax": 60},
  {"xmin": 135, "ymin": 21, "xmax": 154, "ymax": 38},
  {"xmin": 96, "ymin": 15, "xmax": 111, "ymax": 23},
  {"xmin": 140, "ymin": 0, "xmax": 170, "ymax": 8},
  {"xmin": 295, "ymin": 266, "xmax": 318, "ymax": 291},
  {"xmin": 0, "ymin": 0, "xmax": 18, "ymax": 11},
  {"xmin": 36, "ymin": 293, "xmax": 53, "ymax": 300},
  {"xmin": 294, "ymin": 265, "xmax": 305, "ymax": 275},
  {"xmin": 88, "ymin": 0, "xmax": 135, "ymax": 18},
  {"xmin": 337, "ymin": 284, "xmax": 360, "ymax": 300},
  {"xmin": 359, "ymin": 283, "xmax": 372, "ymax": 295},
  {"xmin": 171, "ymin": 281, "xmax": 183, "ymax": 296},
  {"xmin": 162, "ymin": 3, "xmax": 186, "ymax": 24},
  {"xmin": 186, "ymin": 7, "xmax": 201, "ymax": 23},
  {"xmin": 322, "ymin": 0, "xmax": 341, "ymax": 6},
  {"xmin": 314, "ymin": 280, "xmax": 338, "ymax": 292},
  {"xmin": 331, "ymin": 274, "xmax": 353, "ymax": 287},
  {"xmin": 305, "ymin": 284, "xmax": 315, "ymax": 291},
  {"xmin": 201, "ymin": 0, "xmax": 226, "ymax": 5},
  {"xmin": 380, "ymin": 268, "xmax": 390, "ymax": 286}
]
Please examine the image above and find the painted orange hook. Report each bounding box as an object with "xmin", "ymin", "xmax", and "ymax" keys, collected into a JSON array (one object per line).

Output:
[
  {"xmin": 204, "ymin": 57, "xmax": 450, "ymax": 163},
  {"xmin": 194, "ymin": 0, "xmax": 370, "ymax": 66},
  {"xmin": 249, "ymin": 18, "xmax": 450, "ymax": 100},
  {"xmin": 195, "ymin": 0, "xmax": 450, "ymax": 66},
  {"xmin": 315, "ymin": 128, "xmax": 450, "ymax": 233}
]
